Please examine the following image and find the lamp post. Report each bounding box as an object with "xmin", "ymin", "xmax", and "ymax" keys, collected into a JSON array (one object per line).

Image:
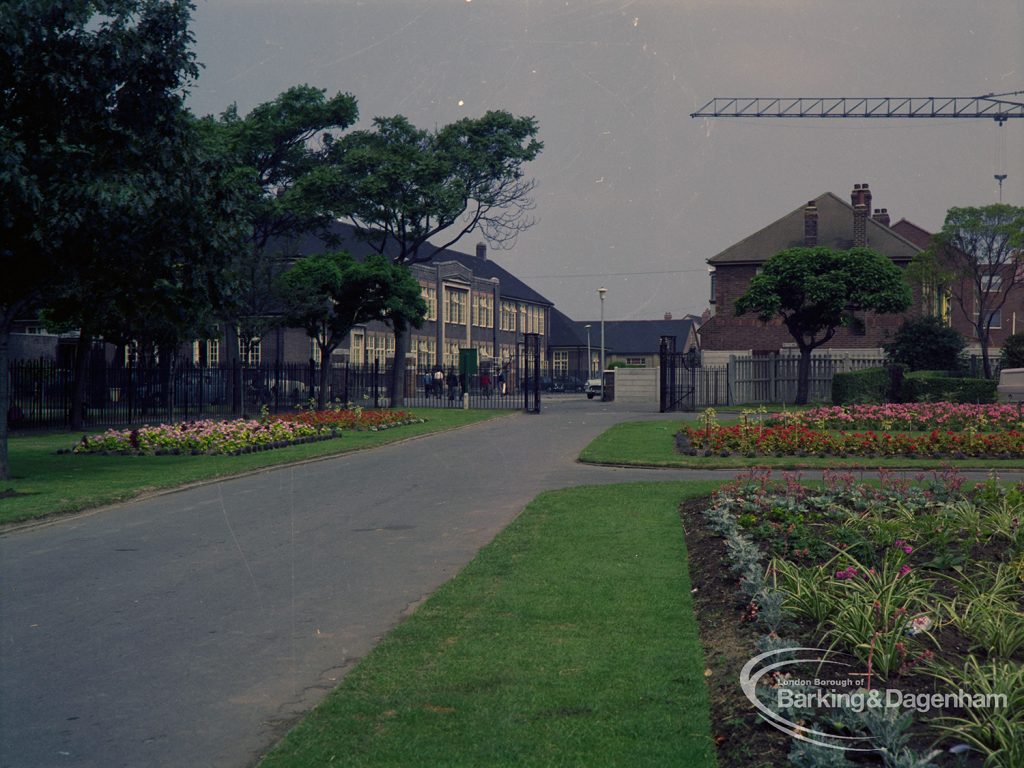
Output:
[
  {"xmin": 598, "ymin": 287, "xmax": 607, "ymax": 398},
  {"xmin": 584, "ymin": 324, "xmax": 591, "ymax": 379}
]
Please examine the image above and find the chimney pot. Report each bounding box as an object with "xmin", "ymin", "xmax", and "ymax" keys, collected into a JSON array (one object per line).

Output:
[
  {"xmin": 475, "ymin": 242, "xmax": 487, "ymax": 260},
  {"xmin": 664, "ymin": 312, "xmax": 672, "ymax": 321}
]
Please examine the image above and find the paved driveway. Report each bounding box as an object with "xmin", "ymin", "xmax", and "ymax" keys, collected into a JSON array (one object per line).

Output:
[{"xmin": 2, "ymin": 398, "xmax": 719, "ymax": 768}]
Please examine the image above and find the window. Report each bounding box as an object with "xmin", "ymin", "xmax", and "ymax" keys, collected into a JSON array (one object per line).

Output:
[
  {"xmin": 445, "ymin": 287, "xmax": 467, "ymax": 325},
  {"xmin": 500, "ymin": 301, "xmax": 517, "ymax": 331},
  {"xmin": 444, "ymin": 340, "xmax": 463, "ymax": 367},
  {"xmin": 626, "ymin": 357, "xmax": 646, "ymax": 367},
  {"xmin": 553, "ymin": 350, "xmax": 568, "ymax": 376},
  {"xmin": 422, "ymin": 285, "xmax": 437, "ymax": 321},
  {"xmin": 709, "ymin": 270, "xmax": 717, "ymax": 304},
  {"xmin": 239, "ymin": 337, "xmax": 261, "ymax": 366},
  {"xmin": 413, "ymin": 335, "xmax": 436, "ymax": 368},
  {"xmin": 476, "ymin": 342, "xmax": 493, "ymax": 361},
  {"xmin": 366, "ymin": 332, "xmax": 394, "ymax": 362},
  {"xmin": 472, "ymin": 293, "xmax": 494, "ymax": 328},
  {"xmin": 520, "ymin": 305, "xmax": 545, "ymax": 335},
  {"xmin": 983, "ymin": 273, "xmax": 1003, "ymax": 293},
  {"xmin": 192, "ymin": 339, "xmax": 220, "ymax": 366},
  {"xmin": 350, "ymin": 331, "xmax": 364, "ymax": 363},
  {"xmin": 309, "ymin": 338, "xmax": 322, "ymax": 364},
  {"xmin": 983, "ymin": 308, "xmax": 1002, "ymax": 329}
]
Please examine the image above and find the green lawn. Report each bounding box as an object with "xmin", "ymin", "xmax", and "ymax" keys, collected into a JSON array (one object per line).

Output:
[
  {"xmin": 260, "ymin": 482, "xmax": 719, "ymax": 768},
  {"xmin": 580, "ymin": 420, "xmax": 1024, "ymax": 470},
  {"xmin": 1, "ymin": 409, "xmax": 508, "ymax": 526}
]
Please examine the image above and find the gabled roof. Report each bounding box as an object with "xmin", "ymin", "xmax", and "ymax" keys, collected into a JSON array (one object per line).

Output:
[
  {"xmin": 571, "ymin": 318, "xmax": 697, "ymax": 354},
  {"xmin": 708, "ymin": 192, "xmax": 921, "ymax": 265},
  {"xmin": 889, "ymin": 218, "xmax": 933, "ymax": 250},
  {"xmin": 547, "ymin": 307, "xmax": 589, "ymax": 347},
  {"xmin": 271, "ymin": 221, "xmax": 554, "ymax": 307}
]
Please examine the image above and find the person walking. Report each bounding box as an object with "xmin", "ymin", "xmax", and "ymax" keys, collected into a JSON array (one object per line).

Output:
[{"xmin": 446, "ymin": 368, "xmax": 459, "ymax": 404}]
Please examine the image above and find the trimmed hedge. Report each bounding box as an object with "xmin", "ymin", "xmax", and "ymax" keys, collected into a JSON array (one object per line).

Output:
[
  {"xmin": 901, "ymin": 371, "xmax": 997, "ymax": 404},
  {"xmin": 831, "ymin": 367, "xmax": 890, "ymax": 405}
]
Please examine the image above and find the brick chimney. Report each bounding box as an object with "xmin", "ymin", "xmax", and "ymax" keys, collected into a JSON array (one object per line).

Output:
[
  {"xmin": 476, "ymin": 242, "xmax": 487, "ymax": 260},
  {"xmin": 664, "ymin": 312, "xmax": 672, "ymax": 321},
  {"xmin": 872, "ymin": 208, "xmax": 891, "ymax": 227},
  {"xmin": 803, "ymin": 201, "xmax": 819, "ymax": 246},
  {"xmin": 851, "ymin": 183, "xmax": 870, "ymax": 247}
]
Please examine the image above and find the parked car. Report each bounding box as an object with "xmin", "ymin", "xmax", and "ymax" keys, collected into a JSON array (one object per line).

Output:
[{"xmin": 585, "ymin": 378, "xmax": 602, "ymax": 399}]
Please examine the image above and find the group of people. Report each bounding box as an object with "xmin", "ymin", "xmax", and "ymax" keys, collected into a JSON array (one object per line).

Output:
[{"xmin": 420, "ymin": 367, "xmax": 508, "ymax": 400}]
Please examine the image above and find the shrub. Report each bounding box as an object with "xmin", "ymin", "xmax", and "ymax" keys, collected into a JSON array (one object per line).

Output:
[
  {"xmin": 901, "ymin": 372, "xmax": 997, "ymax": 404},
  {"xmin": 835, "ymin": 368, "xmax": 892, "ymax": 405},
  {"xmin": 1000, "ymin": 332, "xmax": 1024, "ymax": 369},
  {"xmin": 884, "ymin": 315, "xmax": 967, "ymax": 371}
]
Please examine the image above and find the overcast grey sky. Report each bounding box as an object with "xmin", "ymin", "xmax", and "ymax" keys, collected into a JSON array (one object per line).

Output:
[{"xmin": 187, "ymin": 0, "xmax": 1022, "ymax": 322}]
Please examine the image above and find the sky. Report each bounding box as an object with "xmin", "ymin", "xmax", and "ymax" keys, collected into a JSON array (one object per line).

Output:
[{"xmin": 186, "ymin": 0, "xmax": 1023, "ymax": 322}]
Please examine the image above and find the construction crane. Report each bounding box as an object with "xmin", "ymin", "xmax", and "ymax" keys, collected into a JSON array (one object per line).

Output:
[
  {"xmin": 690, "ymin": 91, "xmax": 1024, "ymax": 124},
  {"xmin": 691, "ymin": 90, "xmax": 1023, "ymax": 200}
]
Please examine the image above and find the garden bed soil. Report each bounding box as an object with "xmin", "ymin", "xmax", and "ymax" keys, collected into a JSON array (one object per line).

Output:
[
  {"xmin": 680, "ymin": 497, "xmax": 789, "ymax": 768},
  {"xmin": 680, "ymin": 497, "xmax": 990, "ymax": 768}
]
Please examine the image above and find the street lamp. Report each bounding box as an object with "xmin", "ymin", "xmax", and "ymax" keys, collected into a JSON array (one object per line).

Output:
[
  {"xmin": 598, "ymin": 287, "xmax": 607, "ymax": 397},
  {"xmin": 584, "ymin": 324, "xmax": 591, "ymax": 379}
]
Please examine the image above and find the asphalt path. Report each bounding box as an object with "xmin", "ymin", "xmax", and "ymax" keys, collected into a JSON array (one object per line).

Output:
[
  {"xmin": 3, "ymin": 396, "xmax": 1019, "ymax": 767},
  {"xmin": 1, "ymin": 397, "xmax": 717, "ymax": 768}
]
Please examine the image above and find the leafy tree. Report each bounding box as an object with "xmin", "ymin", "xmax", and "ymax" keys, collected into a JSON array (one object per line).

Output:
[
  {"xmin": 931, "ymin": 204, "xmax": 1024, "ymax": 379},
  {"xmin": 0, "ymin": 0, "xmax": 201, "ymax": 478},
  {"xmin": 323, "ymin": 111, "xmax": 542, "ymax": 402},
  {"xmin": 883, "ymin": 316, "xmax": 966, "ymax": 372},
  {"xmin": 197, "ymin": 85, "xmax": 359, "ymax": 369},
  {"xmin": 276, "ymin": 252, "xmax": 425, "ymax": 408},
  {"xmin": 735, "ymin": 246, "xmax": 911, "ymax": 404},
  {"xmin": 43, "ymin": 113, "xmax": 250, "ymax": 427}
]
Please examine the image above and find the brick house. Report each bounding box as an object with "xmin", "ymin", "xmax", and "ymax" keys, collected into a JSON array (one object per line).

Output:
[
  {"xmin": 887, "ymin": 219, "xmax": 1024, "ymax": 355},
  {"xmin": 698, "ymin": 183, "xmax": 925, "ymax": 364}
]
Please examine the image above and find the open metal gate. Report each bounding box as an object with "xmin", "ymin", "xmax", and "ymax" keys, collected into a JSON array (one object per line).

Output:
[{"xmin": 659, "ymin": 337, "xmax": 700, "ymax": 412}]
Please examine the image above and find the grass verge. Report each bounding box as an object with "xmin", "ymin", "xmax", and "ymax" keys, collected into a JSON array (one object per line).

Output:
[
  {"xmin": 580, "ymin": 421, "xmax": 1024, "ymax": 470},
  {"xmin": 260, "ymin": 482, "xmax": 720, "ymax": 768},
  {"xmin": 1, "ymin": 409, "xmax": 508, "ymax": 526}
]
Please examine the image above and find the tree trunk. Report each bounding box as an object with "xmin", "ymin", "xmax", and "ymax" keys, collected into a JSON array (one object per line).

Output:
[
  {"xmin": 70, "ymin": 331, "xmax": 93, "ymax": 431},
  {"xmin": 979, "ymin": 330, "xmax": 994, "ymax": 379},
  {"xmin": 0, "ymin": 329, "xmax": 10, "ymax": 481},
  {"xmin": 795, "ymin": 345, "xmax": 812, "ymax": 405},
  {"xmin": 389, "ymin": 327, "xmax": 409, "ymax": 407}
]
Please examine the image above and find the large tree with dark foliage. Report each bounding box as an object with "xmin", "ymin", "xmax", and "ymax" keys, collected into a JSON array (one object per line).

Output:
[
  {"xmin": 0, "ymin": 0, "xmax": 210, "ymax": 478},
  {"xmin": 277, "ymin": 252, "xmax": 426, "ymax": 408},
  {"xmin": 197, "ymin": 86, "xmax": 359, "ymax": 367},
  {"xmin": 323, "ymin": 110, "xmax": 543, "ymax": 403},
  {"xmin": 735, "ymin": 246, "xmax": 911, "ymax": 404}
]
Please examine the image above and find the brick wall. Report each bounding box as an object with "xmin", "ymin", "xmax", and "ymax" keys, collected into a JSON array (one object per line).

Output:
[{"xmin": 701, "ymin": 262, "xmax": 924, "ymax": 353}]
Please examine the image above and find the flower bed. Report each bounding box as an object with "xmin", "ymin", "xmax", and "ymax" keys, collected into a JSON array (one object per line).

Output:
[
  {"xmin": 69, "ymin": 409, "xmax": 425, "ymax": 456},
  {"xmin": 698, "ymin": 469, "xmax": 1024, "ymax": 765},
  {"xmin": 682, "ymin": 423, "xmax": 1024, "ymax": 458},
  {"xmin": 770, "ymin": 402, "xmax": 1024, "ymax": 433},
  {"xmin": 273, "ymin": 407, "xmax": 423, "ymax": 432},
  {"xmin": 681, "ymin": 405, "xmax": 1024, "ymax": 458},
  {"xmin": 70, "ymin": 419, "xmax": 338, "ymax": 456}
]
